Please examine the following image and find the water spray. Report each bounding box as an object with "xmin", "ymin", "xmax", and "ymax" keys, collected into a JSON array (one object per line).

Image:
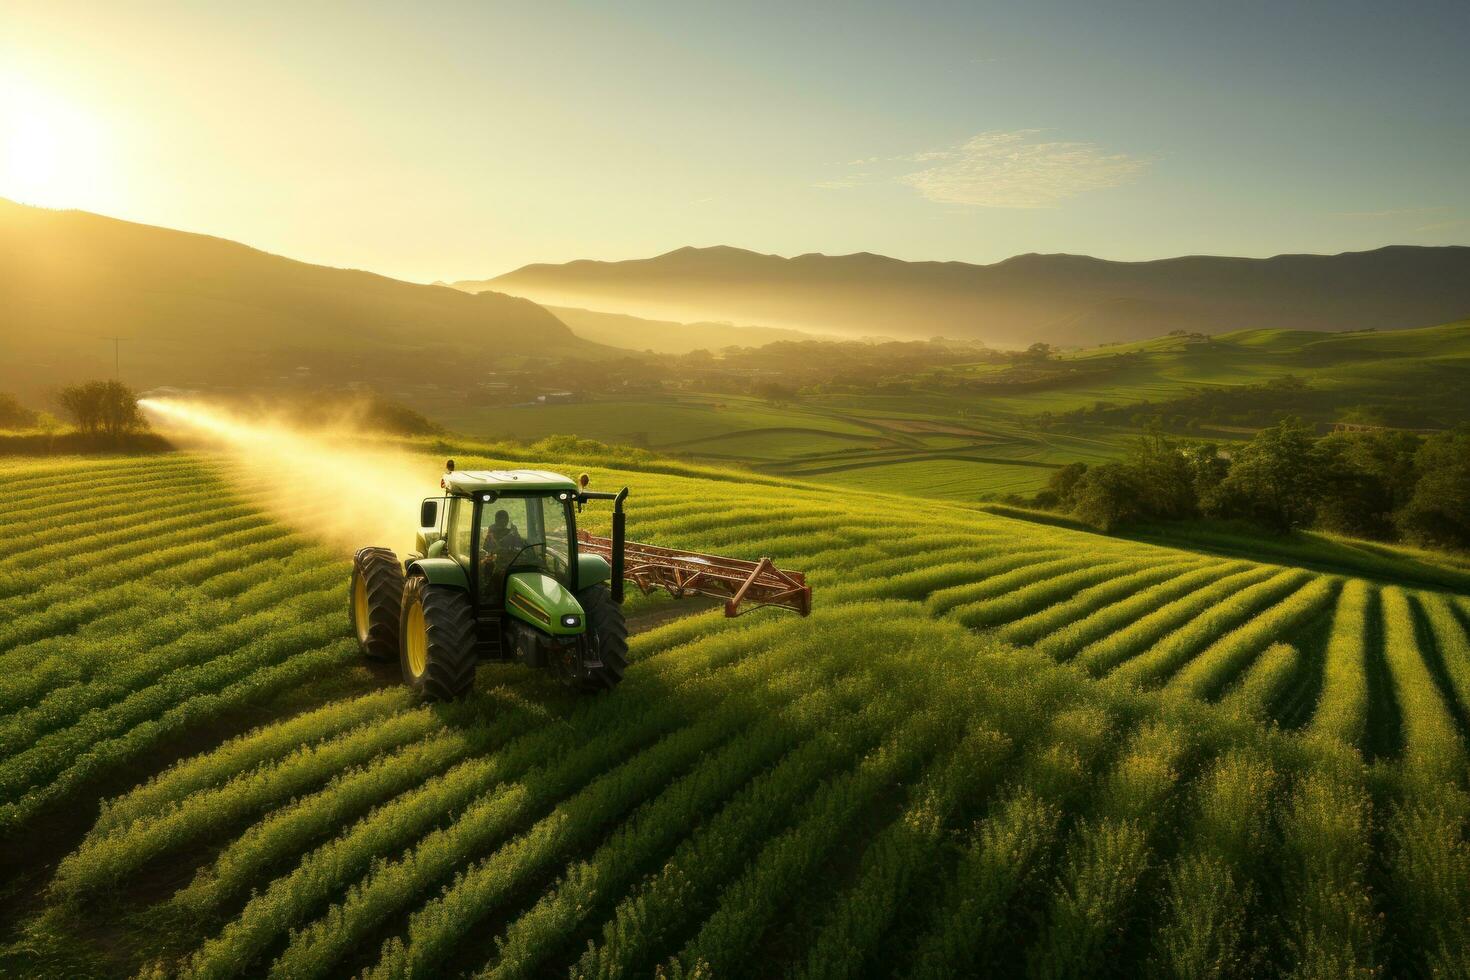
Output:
[{"xmin": 140, "ymin": 397, "xmax": 430, "ymax": 557}]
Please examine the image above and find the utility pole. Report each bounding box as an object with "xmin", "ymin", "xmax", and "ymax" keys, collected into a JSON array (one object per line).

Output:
[{"xmin": 103, "ymin": 337, "xmax": 128, "ymax": 380}]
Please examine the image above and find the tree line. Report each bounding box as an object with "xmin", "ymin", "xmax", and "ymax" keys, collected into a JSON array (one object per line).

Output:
[{"xmin": 1025, "ymin": 419, "xmax": 1470, "ymax": 551}]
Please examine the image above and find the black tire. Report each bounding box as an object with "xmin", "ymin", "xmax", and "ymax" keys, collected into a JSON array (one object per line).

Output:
[
  {"xmin": 399, "ymin": 575, "xmax": 478, "ymax": 701},
  {"xmin": 578, "ymin": 583, "xmax": 628, "ymax": 693},
  {"xmin": 350, "ymin": 547, "xmax": 404, "ymax": 662}
]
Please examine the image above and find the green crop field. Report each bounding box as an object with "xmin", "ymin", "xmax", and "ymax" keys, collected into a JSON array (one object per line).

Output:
[
  {"xmin": 799, "ymin": 457, "xmax": 1057, "ymax": 499},
  {"xmin": 424, "ymin": 390, "xmax": 1135, "ymax": 504},
  {"xmin": 4, "ymin": 449, "xmax": 1470, "ymax": 978},
  {"xmin": 426, "ymin": 396, "xmax": 882, "ymax": 455},
  {"xmin": 411, "ymin": 321, "xmax": 1470, "ymax": 506}
]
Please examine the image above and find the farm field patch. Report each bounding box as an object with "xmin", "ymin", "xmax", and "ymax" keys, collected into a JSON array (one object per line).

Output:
[
  {"xmin": 801, "ymin": 457, "xmax": 1057, "ymax": 499},
  {"xmin": 427, "ymin": 396, "xmax": 875, "ymax": 451}
]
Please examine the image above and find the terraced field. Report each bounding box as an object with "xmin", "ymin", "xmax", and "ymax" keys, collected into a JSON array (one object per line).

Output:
[{"xmin": 3, "ymin": 449, "xmax": 1469, "ymax": 978}]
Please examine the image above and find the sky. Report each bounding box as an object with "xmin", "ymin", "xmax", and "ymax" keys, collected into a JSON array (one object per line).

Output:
[{"xmin": 2, "ymin": 0, "xmax": 1467, "ymax": 283}]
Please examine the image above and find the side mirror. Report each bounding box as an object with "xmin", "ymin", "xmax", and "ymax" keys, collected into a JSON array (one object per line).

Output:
[
  {"xmin": 420, "ymin": 498, "xmax": 439, "ymax": 528},
  {"xmin": 578, "ymin": 472, "xmax": 590, "ymax": 489}
]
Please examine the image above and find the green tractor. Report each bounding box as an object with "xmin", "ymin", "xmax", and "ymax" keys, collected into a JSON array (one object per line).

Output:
[{"xmin": 349, "ymin": 461, "xmax": 631, "ymax": 700}]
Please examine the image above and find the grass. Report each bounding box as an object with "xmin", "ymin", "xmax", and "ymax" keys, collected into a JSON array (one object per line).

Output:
[{"xmin": 2, "ymin": 448, "xmax": 1470, "ymax": 978}]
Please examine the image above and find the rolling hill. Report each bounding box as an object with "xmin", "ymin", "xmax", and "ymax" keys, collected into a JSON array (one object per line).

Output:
[
  {"xmin": 463, "ymin": 243, "xmax": 1470, "ymax": 349},
  {"xmin": 0, "ymin": 199, "xmax": 599, "ymax": 400}
]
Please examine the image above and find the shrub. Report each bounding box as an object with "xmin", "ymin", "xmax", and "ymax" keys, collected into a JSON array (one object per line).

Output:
[
  {"xmin": 56, "ymin": 380, "xmax": 149, "ymax": 437},
  {"xmin": 0, "ymin": 392, "xmax": 39, "ymax": 429}
]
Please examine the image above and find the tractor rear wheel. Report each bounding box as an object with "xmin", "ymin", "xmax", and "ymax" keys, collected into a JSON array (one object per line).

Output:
[
  {"xmin": 578, "ymin": 583, "xmax": 628, "ymax": 692},
  {"xmin": 399, "ymin": 575, "xmax": 478, "ymax": 700},
  {"xmin": 350, "ymin": 547, "xmax": 404, "ymax": 662}
]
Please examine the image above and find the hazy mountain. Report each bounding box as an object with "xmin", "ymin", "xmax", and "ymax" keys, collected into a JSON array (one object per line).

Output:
[
  {"xmin": 462, "ymin": 244, "xmax": 1470, "ymax": 348},
  {"xmin": 0, "ymin": 198, "xmax": 594, "ymax": 400},
  {"xmin": 544, "ymin": 306, "xmax": 818, "ymax": 354}
]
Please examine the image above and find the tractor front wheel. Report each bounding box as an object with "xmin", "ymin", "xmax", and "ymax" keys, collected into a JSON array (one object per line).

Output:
[
  {"xmin": 350, "ymin": 547, "xmax": 404, "ymax": 661},
  {"xmin": 399, "ymin": 576, "xmax": 478, "ymax": 700},
  {"xmin": 578, "ymin": 583, "xmax": 628, "ymax": 693}
]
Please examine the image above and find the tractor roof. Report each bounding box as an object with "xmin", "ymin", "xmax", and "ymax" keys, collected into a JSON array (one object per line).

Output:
[{"xmin": 443, "ymin": 469, "xmax": 578, "ymax": 495}]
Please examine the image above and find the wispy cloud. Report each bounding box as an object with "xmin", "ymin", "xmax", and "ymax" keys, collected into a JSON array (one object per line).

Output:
[
  {"xmin": 814, "ymin": 130, "xmax": 1146, "ymax": 208},
  {"xmin": 898, "ymin": 130, "xmax": 1147, "ymax": 208},
  {"xmin": 811, "ymin": 172, "xmax": 876, "ymax": 191},
  {"xmin": 1414, "ymin": 217, "xmax": 1466, "ymax": 233}
]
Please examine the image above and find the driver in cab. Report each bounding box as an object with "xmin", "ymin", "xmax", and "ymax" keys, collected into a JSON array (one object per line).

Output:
[
  {"xmin": 479, "ymin": 509, "xmax": 525, "ymax": 599},
  {"xmin": 484, "ymin": 509, "xmax": 524, "ymax": 555}
]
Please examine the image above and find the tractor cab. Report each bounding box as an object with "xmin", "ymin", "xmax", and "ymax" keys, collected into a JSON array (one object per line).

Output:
[
  {"xmin": 422, "ymin": 469, "xmax": 582, "ymax": 613},
  {"xmin": 347, "ymin": 462, "xmax": 629, "ymax": 700}
]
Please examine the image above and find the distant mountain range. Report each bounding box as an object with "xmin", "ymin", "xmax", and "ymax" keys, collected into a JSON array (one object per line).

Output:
[
  {"xmin": 6, "ymin": 197, "xmax": 1468, "ymax": 409},
  {"xmin": 0, "ymin": 198, "xmax": 595, "ymax": 399},
  {"xmin": 462, "ymin": 244, "xmax": 1470, "ymax": 348}
]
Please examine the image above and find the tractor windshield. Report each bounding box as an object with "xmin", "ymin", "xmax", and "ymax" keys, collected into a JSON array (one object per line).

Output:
[{"xmin": 478, "ymin": 494, "xmax": 573, "ymax": 604}]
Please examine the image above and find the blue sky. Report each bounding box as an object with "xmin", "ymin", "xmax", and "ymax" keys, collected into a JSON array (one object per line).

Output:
[{"xmin": 3, "ymin": 0, "xmax": 1467, "ymax": 281}]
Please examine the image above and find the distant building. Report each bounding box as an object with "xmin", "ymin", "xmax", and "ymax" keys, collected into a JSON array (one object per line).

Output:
[{"xmin": 536, "ymin": 391, "xmax": 579, "ymax": 404}]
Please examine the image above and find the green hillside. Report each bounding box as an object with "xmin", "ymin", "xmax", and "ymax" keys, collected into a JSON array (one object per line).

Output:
[
  {"xmin": 1062, "ymin": 320, "xmax": 1470, "ymax": 402},
  {"xmin": 0, "ymin": 199, "xmax": 602, "ymax": 401},
  {"xmin": 3, "ymin": 447, "xmax": 1469, "ymax": 977}
]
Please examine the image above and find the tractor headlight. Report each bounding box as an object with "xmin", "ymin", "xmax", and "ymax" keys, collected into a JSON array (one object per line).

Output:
[{"xmin": 561, "ymin": 614, "xmax": 581, "ymax": 628}]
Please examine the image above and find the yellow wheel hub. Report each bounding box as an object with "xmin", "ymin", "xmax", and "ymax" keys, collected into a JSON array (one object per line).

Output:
[
  {"xmin": 405, "ymin": 599, "xmax": 428, "ymax": 677},
  {"xmin": 353, "ymin": 577, "xmax": 370, "ymax": 644}
]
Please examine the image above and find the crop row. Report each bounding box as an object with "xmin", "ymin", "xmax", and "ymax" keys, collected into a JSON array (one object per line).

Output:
[
  {"xmin": 174, "ymin": 606, "xmax": 916, "ymax": 978},
  {"xmin": 0, "ymin": 540, "xmax": 326, "ymax": 720}
]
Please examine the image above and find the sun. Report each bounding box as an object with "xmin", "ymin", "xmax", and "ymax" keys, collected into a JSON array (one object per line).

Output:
[{"xmin": 0, "ymin": 74, "xmax": 109, "ymax": 209}]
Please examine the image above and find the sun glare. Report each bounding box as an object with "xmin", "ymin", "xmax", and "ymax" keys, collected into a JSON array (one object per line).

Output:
[{"xmin": 0, "ymin": 74, "xmax": 110, "ymax": 209}]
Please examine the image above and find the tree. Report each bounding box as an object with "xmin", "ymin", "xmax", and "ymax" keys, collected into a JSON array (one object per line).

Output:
[
  {"xmin": 1328, "ymin": 429, "xmax": 1421, "ymax": 509},
  {"xmin": 754, "ymin": 382, "xmax": 799, "ymax": 405},
  {"xmin": 1071, "ymin": 463, "xmax": 1144, "ymax": 532},
  {"xmin": 56, "ymin": 381, "xmax": 147, "ymax": 438},
  {"xmin": 363, "ymin": 395, "xmax": 441, "ymax": 435},
  {"xmin": 0, "ymin": 392, "xmax": 39, "ymax": 430},
  {"xmin": 1211, "ymin": 417, "xmax": 1320, "ymax": 532},
  {"xmin": 1032, "ymin": 462, "xmax": 1086, "ymax": 509},
  {"xmin": 1313, "ymin": 436, "xmax": 1396, "ymax": 539},
  {"xmin": 1048, "ymin": 462, "xmax": 1089, "ymax": 508},
  {"xmin": 1024, "ymin": 342, "xmax": 1055, "ymax": 362},
  {"xmin": 1127, "ymin": 429, "xmax": 1196, "ymax": 520},
  {"xmin": 1183, "ymin": 441, "xmax": 1230, "ymax": 512},
  {"xmin": 1398, "ymin": 426, "xmax": 1470, "ymax": 549}
]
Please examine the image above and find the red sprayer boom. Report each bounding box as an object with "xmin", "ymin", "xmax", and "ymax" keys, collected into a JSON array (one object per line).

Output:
[{"xmin": 577, "ymin": 531, "xmax": 812, "ymax": 618}]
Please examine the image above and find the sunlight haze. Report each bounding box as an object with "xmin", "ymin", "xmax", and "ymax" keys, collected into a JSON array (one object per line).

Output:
[{"xmin": 3, "ymin": 0, "xmax": 1467, "ymax": 283}]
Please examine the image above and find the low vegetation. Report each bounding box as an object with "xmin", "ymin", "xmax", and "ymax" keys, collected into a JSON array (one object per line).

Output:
[
  {"xmin": 0, "ymin": 384, "xmax": 170, "ymax": 456},
  {"xmin": 1023, "ymin": 419, "xmax": 1470, "ymax": 550}
]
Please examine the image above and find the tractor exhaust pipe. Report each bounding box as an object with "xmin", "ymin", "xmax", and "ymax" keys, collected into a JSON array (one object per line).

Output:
[{"xmin": 611, "ymin": 487, "xmax": 628, "ymax": 604}]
